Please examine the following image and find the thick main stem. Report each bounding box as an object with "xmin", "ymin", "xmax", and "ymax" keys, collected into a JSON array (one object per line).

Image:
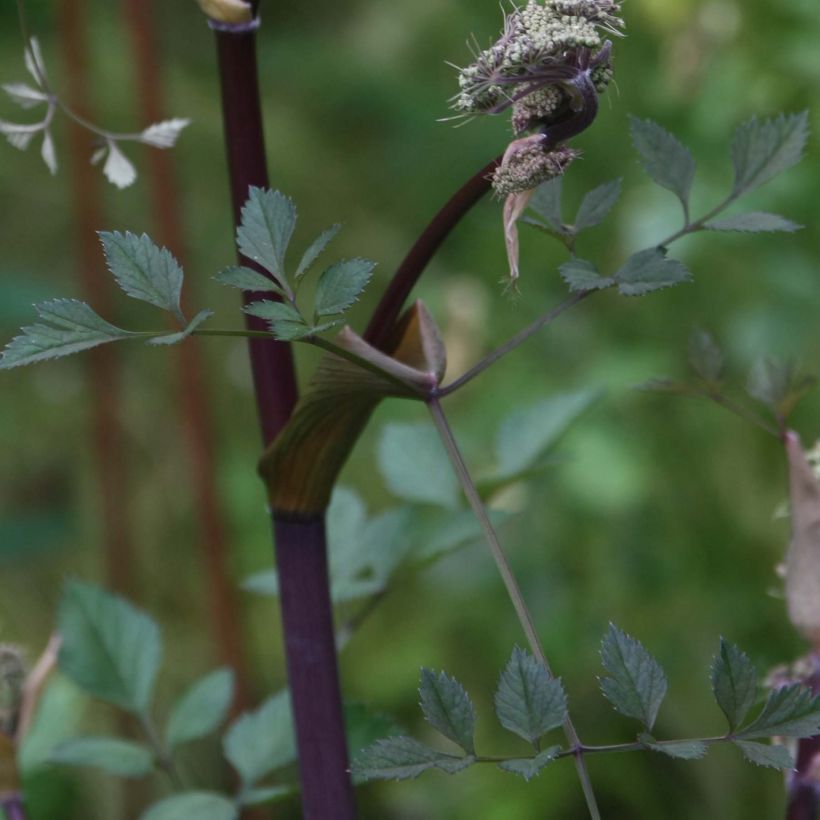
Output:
[
  {"xmin": 427, "ymin": 398, "xmax": 601, "ymax": 820},
  {"xmin": 122, "ymin": 0, "xmax": 253, "ymax": 711},
  {"xmin": 786, "ymin": 654, "xmax": 820, "ymax": 819},
  {"xmin": 212, "ymin": 13, "xmax": 356, "ymax": 818}
]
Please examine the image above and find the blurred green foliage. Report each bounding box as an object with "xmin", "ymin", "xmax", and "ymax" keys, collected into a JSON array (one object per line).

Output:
[{"xmin": 1, "ymin": 0, "xmax": 819, "ymax": 817}]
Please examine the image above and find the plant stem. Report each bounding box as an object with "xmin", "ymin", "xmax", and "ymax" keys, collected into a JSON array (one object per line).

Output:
[
  {"xmin": 438, "ymin": 290, "xmax": 591, "ymax": 397},
  {"xmin": 139, "ymin": 714, "xmax": 183, "ymax": 789},
  {"xmin": 700, "ymin": 389, "xmax": 781, "ymax": 438},
  {"xmin": 364, "ymin": 157, "xmax": 500, "ymax": 350},
  {"xmin": 427, "ymin": 398, "xmax": 601, "ymax": 820},
  {"xmin": 1, "ymin": 796, "xmax": 27, "ymax": 820},
  {"xmin": 786, "ymin": 653, "xmax": 820, "ymax": 819},
  {"xmin": 211, "ymin": 13, "xmax": 357, "ymax": 818}
]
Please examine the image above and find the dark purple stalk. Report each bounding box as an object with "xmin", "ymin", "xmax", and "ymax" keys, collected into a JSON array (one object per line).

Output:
[
  {"xmin": 1, "ymin": 796, "xmax": 26, "ymax": 820},
  {"xmin": 787, "ymin": 654, "xmax": 820, "ymax": 820},
  {"xmin": 211, "ymin": 12, "xmax": 357, "ymax": 819}
]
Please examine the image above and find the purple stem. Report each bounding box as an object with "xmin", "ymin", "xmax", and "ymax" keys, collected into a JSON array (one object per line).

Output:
[
  {"xmin": 212, "ymin": 14, "xmax": 356, "ymax": 819},
  {"xmin": 1, "ymin": 796, "xmax": 26, "ymax": 820},
  {"xmin": 787, "ymin": 654, "xmax": 820, "ymax": 820}
]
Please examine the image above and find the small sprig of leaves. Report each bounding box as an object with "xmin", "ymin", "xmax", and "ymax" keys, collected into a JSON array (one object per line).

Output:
[
  {"xmin": 523, "ymin": 112, "xmax": 806, "ymax": 297},
  {"xmin": 0, "ymin": 232, "xmax": 213, "ymax": 369},
  {"xmin": 639, "ymin": 328, "xmax": 816, "ymax": 435},
  {"xmin": 1, "ymin": 35, "xmax": 189, "ymax": 187},
  {"xmin": 353, "ymin": 629, "xmax": 820, "ymax": 784},
  {"xmin": 214, "ymin": 187, "xmax": 375, "ymax": 341}
]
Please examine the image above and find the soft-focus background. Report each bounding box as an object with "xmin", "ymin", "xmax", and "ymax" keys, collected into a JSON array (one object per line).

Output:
[{"xmin": 1, "ymin": 0, "xmax": 819, "ymax": 817}]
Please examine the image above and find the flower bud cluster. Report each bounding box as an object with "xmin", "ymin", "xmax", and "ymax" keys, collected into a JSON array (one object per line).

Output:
[
  {"xmin": 454, "ymin": 0, "xmax": 622, "ymax": 124},
  {"xmin": 492, "ymin": 139, "xmax": 580, "ymax": 196}
]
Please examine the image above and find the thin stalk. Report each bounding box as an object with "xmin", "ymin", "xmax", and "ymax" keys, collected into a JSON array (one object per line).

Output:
[
  {"xmin": 138, "ymin": 713, "xmax": 183, "ymax": 790},
  {"xmin": 427, "ymin": 398, "xmax": 601, "ymax": 820},
  {"xmin": 211, "ymin": 11, "xmax": 356, "ymax": 819},
  {"xmin": 700, "ymin": 390, "xmax": 781, "ymax": 438},
  {"xmin": 122, "ymin": 0, "xmax": 253, "ymax": 712},
  {"xmin": 438, "ymin": 290, "xmax": 590, "ymax": 397}
]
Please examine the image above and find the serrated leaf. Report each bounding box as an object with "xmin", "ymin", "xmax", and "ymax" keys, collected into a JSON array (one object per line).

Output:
[
  {"xmin": 223, "ymin": 691, "xmax": 295, "ymax": 787},
  {"xmin": 497, "ymin": 746, "xmax": 561, "ymax": 781},
  {"xmin": 24, "ymin": 38, "xmax": 48, "ymax": 87},
  {"xmin": 419, "ymin": 669, "xmax": 476, "ymax": 754},
  {"xmin": 0, "ymin": 299, "xmax": 134, "ymax": 369},
  {"xmin": 638, "ymin": 734, "xmax": 707, "ymax": 760},
  {"xmin": 733, "ymin": 739, "xmax": 795, "ymax": 769},
  {"xmin": 314, "ymin": 258, "xmax": 375, "ymax": 318},
  {"xmin": 41, "ymin": 129, "xmax": 57, "ymax": 175},
  {"xmin": 295, "ymin": 224, "xmax": 341, "ymax": 281},
  {"xmin": 352, "ymin": 736, "xmax": 472, "ymax": 781},
  {"xmin": 377, "ymin": 423, "xmax": 459, "ymax": 509},
  {"xmin": 630, "ymin": 117, "xmax": 696, "ymax": 208},
  {"xmin": 49, "ymin": 737, "xmax": 154, "ymax": 777},
  {"xmin": 494, "ymin": 647, "xmax": 567, "ymax": 744},
  {"xmin": 139, "ymin": 118, "xmax": 190, "ymax": 149},
  {"xmin": 58, "ymin": 579, "xmax": 161, "ymax": 714},
  {"xmin": 527, "ymin": 176, "xmax": 564, "ymax": 232},
  {"xmin": 731, "ymin": 113, "xmax": 809, "ymax": 197},
  {"xmin": 710, "ymin": 639, "xmax": 757, "ymax": 731},
  {"xmin": 243, "ymin": 299, "xmax": 309, "ymax": 340},
  {"xmin": 148, "ymin": 309, "xmax": 214, "ymax": 346},
  {"xmin": 574, "ymin": 179, "xmax": 622, "ymax": 230},
  {"xmin": 166, "ymin": 668, "xmax": 234, "ymax": 750},
  {"xmin": 688, "ymin": 328, "xmax": 723, "ymax": 383},
  {"xmin": 2, "ymin": 82, "xmax": 48, "ymax": 109},
  {"xmin": 494, "ymin": 388, "xmax": 601, "ymax": 480},
  {"xmin": 102, "ymin": 141, "xmax": 137, "ymax": 189},
  {"xmin": 140, "ymin": 792, "xmax": 238, "ymax": 820},
  {"xmin": 214, "ymin": 265, "xmax": 284, "ymax": 296},
  {"xmin": 600, "ymin": 624, "xmax": 667, "ymax": 730},
  {"xmin": 738, "ymin": 684, "xmax": 820, "ymax": 738},
  {"xmin": 100, "ymin": 231, "xmax": 184, "ymax": 316},
  {"xmin": 705, "ymin": 212, "xmax": 802, "ymax": 233},
  {"xmin": 236, "ymin": 188, "xmax": 296, "ymax": 292},
  {"xmin": 240, "ymin": 786, "xmax": 292, "ymax": 806},
  {"xmin": 615, "ymin": 248, "xmax": 691, "ymax": 297},
  {"xmin": 559, "ymin": 258, "xmax": 614, "ymax": 293}
]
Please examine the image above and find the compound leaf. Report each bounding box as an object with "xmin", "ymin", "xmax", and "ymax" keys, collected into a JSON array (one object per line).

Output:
[
  {"xmin": 615, "ymin": 248, "xmax": 691, "ymax": 297},
  {"xmin": 710, "ymin": 639, "xmax": 757, "ymax": 732},
  {"xmin": 314, "ymin": 258, "xmax": 375, "ymax": 318},
  {"xmin": 497, "ymin": 747, "xmax": 561, "ymax": 781},
  {"xmin": 734, "ymin": 740, "xmax": 795, "ymax": 770},
  {"xmin": 419, "ymin": 669, "xmax": 476, "ymax": 754},
  {"xmin": 639, "ymin": 734, "xmax": 707, "ymax": 760},
  {"xmin": 214, "ymin": 265, "xmax": 285, "ymax": 297},
  {"xmin": 559, "ymin": 258, "xmax": 614, "ymax": 293},
  {"xmin": 630, "ymin": 117, "xmax": 695, "ymax": 209},
  {"xmin": 574, "ymin": 179, "xmax": 622, "ymax": 230},
  {"xmin": 737, "ymin": 683, "xmax": 820, "ymax": 739},
  {"xmin": 295, "ymin": 224, "xmax": 341, "ymax": 281},
  {"xmin": 705, "ymin": 212, "xmax": 802, "ymax": 233},
  {"xmin": 352, "ymin": 736, "xmax": 472, "ymax": 781}
]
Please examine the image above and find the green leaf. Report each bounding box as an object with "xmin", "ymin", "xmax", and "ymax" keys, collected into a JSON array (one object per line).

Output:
[
  {"xmin": 494, "ymin": 647, "xmax": 567, "ymax": 745},
  {"xmin": 737, "ymin": 683, "xmax": 820, "ymax": 739},
  {"xmin": 295, "ymin": 224, "xmax": 341, "ymax": 281},
  {"xmin": 240, "ymin": 786, "xmax": 292, "ymax": 806},
  {"xmin": 49, "ymin": 737, "xmax": 154, "ymax": 777},
  {"xmin": 638, "ymin": 734, "xmax": 707, "ymax": 760},
  {"xmin": 629, "ymin": 117, "xmax": 696, "ymax": 209},
  {"xmin": 731, "ymin": 112, "xmax": 809, "ymax": 197},
  {"xmin": 166, "ymin": 668, "xmax": 234, "ymax": 750},
  {"xmin": 314, "ymin": 258, "xmax": 375, "ymax": 318},
  {"xmin": 705, "ymin": 212, "xmax": 802, "ymax": 233},
  {"xmin": 223, "ymin": 691, "xmax": 295, "ymax": 787},
  {"xmin": 559, "ymin": 258, "xmax": 614, "ymax": 293},
  {"xmin": 345, "ymin": 702, "xmax": 404, "ymax": 762},
  {"xmin": 733, "ymin": 739, "xmax": 795, "ymax": 770},
  {"xmin": 615, "ymin": 248, "xmax": 691, "ymax": 297},
  {"xmin": 58, "ymin": 579, "xmax": 160, "ymax": 714},
  {"xmin": 377, "ymin": 423, "xmax": 460, "ymax": 509},
  {"xmin": 419, "ymin": 669, "xmax": 476, "ymax": 754},
  {"xmin": 140, "ymin": 793, "xmax": 238, "ymax": 820},
  {"xmin": 688, "ymin": 328, "xmax": 723, "ymax": 383},
  {"xmin": 352, "ymin": 736, "xmax": 473, "ymax": 781},
  {"xmin": 99, "ymin": 232, "xmax": 184, "ymax": 317},
  {"xmin": 746, "ymin": 358, "xmax": 815, "ymax": 416},
  {"xmin": 214, "ymin": 265, "xmax": 285, "ymax": 297},
  {"xmin": 0, "ymin": 299, "xmax": 134, "ymax": 369},
  {"xmin": 599, "ymin": 623, "xmax": 667, "ymax": 730},
  {"xmin": 494, "ymin": 388, "xmax": 601, "ymax": 480},
  {"xmin": 710, "ymin": 639, "xmax": 757, "ymax": 732},
  {"xmin": 497, "ymin": 747, "xmax": 561, "ymax": 781},
  {"xmin": 526, "ymin": 177, "xmax": 565, "ymax": 233},
  {"xmin": 574, "ymin": 179, "xmax": 622, "ymax": 230},
  {"xmin": 148, "ymin": 309, "xmax": 214, "ymax": 347},
  {"xmin": 236, "ymin": 188, "xmax": 297, "ymax": 292},
  {"xmin": 243, "ymin": 300, "xmax": 310, "ymax": 341}
]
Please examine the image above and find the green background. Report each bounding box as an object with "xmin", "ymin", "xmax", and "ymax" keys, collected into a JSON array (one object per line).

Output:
[{"xmin": 1, "ymin": 0, "xmax": 819, "ymax": 817}]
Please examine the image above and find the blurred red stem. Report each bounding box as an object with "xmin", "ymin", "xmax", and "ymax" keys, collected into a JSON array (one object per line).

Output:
[{"xmin": 122, "ymin": 0, "xmax": 253, "ymax": 712}]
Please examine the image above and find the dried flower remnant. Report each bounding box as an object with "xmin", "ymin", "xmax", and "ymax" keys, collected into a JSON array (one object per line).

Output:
[{"xmin": 453, "ymin": 0, "xmax": 623, "ymax": 280}]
